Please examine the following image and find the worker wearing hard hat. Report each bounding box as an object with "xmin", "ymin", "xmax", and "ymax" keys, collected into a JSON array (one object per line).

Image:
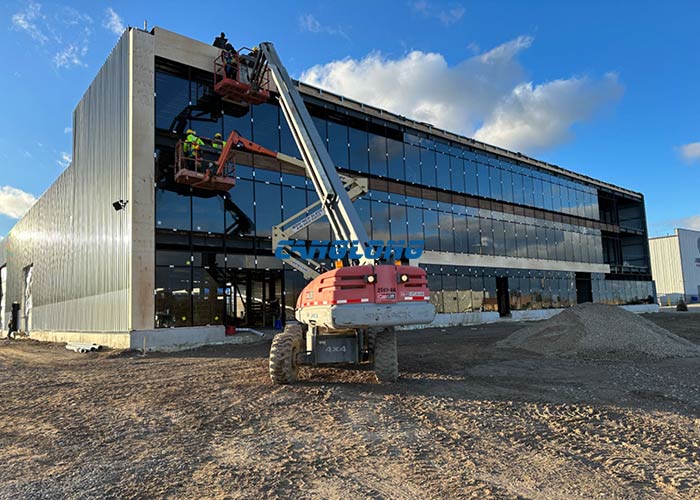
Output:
[
  {"xmin": 183, "ymin": 129, "xmax": 204, "ymax": 168},
  {"xmin": 212, "ymin": 132, "xmax": 226, "ymax": 151}
]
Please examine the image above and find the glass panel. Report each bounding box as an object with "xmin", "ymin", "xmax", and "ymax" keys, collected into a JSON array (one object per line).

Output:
[
  {"xmin": 355, "ymin": 198, "xmax": 372, "ymax": 239},
  {"xmin": 369, "ymin": 133, "xmax": 388, "ymax": 177},
  {"xmin": 387, "ymin": 137, "xmax": 404, "ymax": 181},
  {"xmin": 279, "ymin": 114, "xmax": 298, "ymax": 157},
  {"xmin": 252, "ymin": 103, "xmax": 279, "ymax": 152},
  {"xmin": 282, "ymin": 185, "xmax": 309, "ymax": 241},
  {"xmin": 439, "ymin": 210, "xmax": 454, "ymax": 252},
  {"xmin": 371, "ymin": 200, "xmax": 391, "ymax": 242},
  {"xmin": 423, "ymin": 209, "xmax": 439, "ymax": 251},
  {"xmin": 348, "ymin": 125, "xmax": 369, "ymax": 174},
  {"xmin": 543, "ymin": 181, "xmax": 553, "ymax": 211},
  {"xmin": 224, "ymin": 109, "xmax": 252, "ymax": 141},
  {"xmin": 466, "ymin": 215, "xmax": 481, "ymax": 254},
  {"xmin": 192, "ymin": 267, "xmax": 222, "ymax": 326},
  {"xmin": 436, "ymin": 152, "xmax": 451, "ymax": 190},
  {"xmin": 328, "ymin": 120, "xmax": 349, "ymax": 168},
  {"xmin": 536, "ymin": 225, "xmax": 547, "ymax": 260},
  {"xmin": 515, "ymin": 221, "xmax": 528, "ymax": 258},
  {"xmin": 500, "ymin": 167, "xmax": 513, "ymax": 203},
  {"xmin": 477, "ymin": 163, "xmax": 490, "ymax": 198},
  {"xmin": 155, "ymin": 71, "xmax": 190, "ymax": 132},
  {"xmin": 492, "ymin": 219, "xmax": 506, "ymax": 256},
  {"xmin": 407, "ymin": 205, "xmax": 424, "ymax": 243},
  {"xmin": 483, "ymin": 274, "xmax": 497, "ymax": 312},
  {"xmin": 480, "ymin": 217, "xmax": 494, "ymax": 255},
  {"xmin": 465, "ymin": 159, "xmax": 478, "ymax": 196},
  {"xmin": 404, "ymin": 143, "xmax": 421, "ymax": 184},
  {"xmin": 453, "ymin": 212, "xmax": 468, "ymax": 253},
  {"xmin": 192, "ymin": 194, "xmax": 225, "ymax": 234},
  {"xmin": 156, "ymin": 188, "xmax": 190, "ymax": 231},
  {"xmin": 450, "ymin": 156, "xmax": 465, "ymax": 194},
  {"xmin": 522, "ymin": 173, "xmax": 535, "ymax": 207},
  {"xmin": 155, "ymin": 267, "xmax": 191, "ymax": 328},
  {"xmin": 427, "ymin": 272, "xmax": 443, "ymax": 313},
  {"xmin": 390, "ymin": 203, "xmax": 408, "ymax": 242},
  {"xmin": 421, "ymin": 147, "xmax": 437, "ymax": 187},
  {"xmin": 229, "ymin": 178, "xmax": 255, "ymax": 237},
  {"xmin": 512, "ymin": 170, "xmax": 524, "ymax": 205},
  {"xmin": 490, "ymin": 167, "xmax": 502, "ymax": 201},
  {"xmin": 504, "ymin": 220, "xmax": 518, "ymax": 257},
  {"xmin": 254, "ymin": 182, "xmax": 282, "ymax": 239}
]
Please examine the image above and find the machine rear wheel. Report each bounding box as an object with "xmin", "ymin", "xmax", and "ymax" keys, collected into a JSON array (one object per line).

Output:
[
  {"xmin": 269, "ymin": 324, "xmax": 304, "ymax": 384},
  {"xmin": 374, "ymin": 328, "xmax": 398, "ymax": 382}
]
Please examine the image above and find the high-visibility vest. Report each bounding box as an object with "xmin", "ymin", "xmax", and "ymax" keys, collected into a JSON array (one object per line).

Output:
[
  {"xmin": 212, "ymin": 140, "xmax": 226, "ymax": 150},
  {"xmin": 184, "ymin": 134, "xmax": 203, "ymax": 153}
]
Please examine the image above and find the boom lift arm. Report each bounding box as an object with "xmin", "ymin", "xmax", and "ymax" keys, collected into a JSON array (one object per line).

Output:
[{"xmin": 258, "ymin": 43, "xmax": 373, "ymax": 265}]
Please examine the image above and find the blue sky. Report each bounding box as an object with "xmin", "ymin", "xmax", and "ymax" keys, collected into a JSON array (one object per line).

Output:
[{"xmin": 1, "ymin": 0, "xmax": 698, "ymax": 238}]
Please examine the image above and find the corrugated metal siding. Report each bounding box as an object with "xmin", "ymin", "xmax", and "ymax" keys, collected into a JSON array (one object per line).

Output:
[
  {"xmin": 2, "ymin": 33, "xmax": 132, "ymax": 333},
  {"xmin": 678, "ymin": 228, "xmax": 700, "ymax": 299},
  {"xmin": 649, "ymin": 235, "xmax": 683, "ymax": 297}
]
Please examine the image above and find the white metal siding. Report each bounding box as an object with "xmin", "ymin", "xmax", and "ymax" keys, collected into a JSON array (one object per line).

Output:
[
  {"xmin": 678, "ymin": 228, "xmax": 700, "ymax": 300},
  {"xmin": 649, "ymin": 235, "xmax": 683, "ymax": 299},
  {"xmin": 2, "ymin": 33, "xmax": 132, "ymax": 333}
]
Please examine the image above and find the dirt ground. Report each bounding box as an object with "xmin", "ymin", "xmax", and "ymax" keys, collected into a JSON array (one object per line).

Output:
[{"xmin": 1, "ymin": 313, "xmax": 700, "ymax": 500}]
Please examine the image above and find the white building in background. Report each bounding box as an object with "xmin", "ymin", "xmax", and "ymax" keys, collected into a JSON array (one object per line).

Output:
[{"xmin": 649, "ymin": 228, "xmax": 700, "ymax": 305}]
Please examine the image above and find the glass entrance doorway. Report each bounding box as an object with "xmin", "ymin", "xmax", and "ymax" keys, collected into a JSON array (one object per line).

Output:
[{"xmin": 225, "ymin": 269, "xmax": 283, "ymax": 329}]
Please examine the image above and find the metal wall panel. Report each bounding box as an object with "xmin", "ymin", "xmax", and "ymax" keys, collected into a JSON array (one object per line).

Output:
[
  {"xmin": 649, "ymin": 234, "xmax": 683, "ymax": 301},
  {"xmin": 678, "ymin": 228, "xmax": 700, "ymax": 299},
  {"xmin": 2, "ymin": 33, "xmax": 132, "ymax": 333}
]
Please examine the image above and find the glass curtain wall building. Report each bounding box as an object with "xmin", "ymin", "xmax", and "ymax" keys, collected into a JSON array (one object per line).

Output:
[
  {"xmin": 153, "ymin": 46, "xmax": 653, "ymax": 329},
  {"xmin": 0, "ymin": 28, "xmax": 654, "ymax": 349}
]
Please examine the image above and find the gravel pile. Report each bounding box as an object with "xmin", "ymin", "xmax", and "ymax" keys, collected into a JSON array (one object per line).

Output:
[{"xmin": 498, "ymin": 303, "xmax": 700, "ymax": 359}]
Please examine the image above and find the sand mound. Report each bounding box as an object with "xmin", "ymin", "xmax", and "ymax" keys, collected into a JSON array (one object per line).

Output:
[{"xmin": 498, "ymin": 303, "xmax": 700, "ymax": 360}]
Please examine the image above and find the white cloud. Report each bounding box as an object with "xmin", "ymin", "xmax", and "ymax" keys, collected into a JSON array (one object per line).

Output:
[
  {"xmin": 0, "ymin": 186, "xmax": 37, "ymax": 219},
  {"xmin": 474, "ymin": 74, "xmax": 623, "ymax": 152},
  {"xmin": 53, "ymin": 43, "xmax": 88, "ymax": 68},
  {"xmin": 678, "ymin": 142, "xmax": 700, "ymax": 164},
  {"xmin": 11, "ymin": 1, "xmax": 48, "ymax": 43},
  {"xmin": 57, "ymin": 152, "xmax": 71, "ymax": 169},
  {"xmin": 411, "ymin": 1, "xmax": 465, "ymax": 26},
  {"xmin": 298, "ymin": 14, "xmax": 348, "ymax": 39},
  {"xmin": 64, "ymin": 126, "xmax": 72, "ymax": 134},
  {"xmin": 11, "ymin": 2, "xmax": 92, "ymax": 70},
  {"xmin": 104, "ymin": 7, "xmax": 125, "ymax": 35},
  {"xmin": 300, "ymin": 36, "xmax": 623, "ymax": 153}
]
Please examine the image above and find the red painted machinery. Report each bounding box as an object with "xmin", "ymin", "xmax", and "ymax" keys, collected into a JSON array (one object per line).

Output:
[{"xmin": 209, "ymin": 42, "xmax": 435, "ymax": 383}]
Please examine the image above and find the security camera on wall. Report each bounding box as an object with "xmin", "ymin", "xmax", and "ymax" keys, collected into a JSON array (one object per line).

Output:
[{"xmin": 112, "ymin": 200, "xmax": 128, "ymax": 211}]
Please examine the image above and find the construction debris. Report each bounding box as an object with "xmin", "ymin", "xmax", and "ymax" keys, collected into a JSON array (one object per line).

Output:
[
  {"xmin": 65, "ymin": 342, "xmax": 102, "ymax": 354},
  {"xmin": 497, "ymin": 303, "xmax": 700, "ymax": 360}
]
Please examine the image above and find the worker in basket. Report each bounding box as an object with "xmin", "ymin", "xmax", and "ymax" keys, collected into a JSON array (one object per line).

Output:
[
  {"xmin": 223, "ymin": 43, "xmax": 238, "ymax": 79},
  {"xmin": 212, "ymin": 132, "xmax": 226, "ymax": 151},
  {"xmin": 183, "ymin": 129, "xmax": 204, "ymax": 170}
]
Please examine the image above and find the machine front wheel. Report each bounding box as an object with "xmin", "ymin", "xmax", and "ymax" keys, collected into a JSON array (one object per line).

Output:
[
  {"xmin": 374, "ymin": 328, "xmax": 398, "ymax": 382},
  {"xmin": 269, "ymin": 324, "xmax": 304, "ymax": 384}
]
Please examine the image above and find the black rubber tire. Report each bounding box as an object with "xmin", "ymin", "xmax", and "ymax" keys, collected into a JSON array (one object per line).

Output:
[
  {"xmin": 269, "ymin": 324, "xmax": 304, "ymax": 384},
  {"xmin": 374, "ymin": 328, "xmax": 398, "ymax": 382}
]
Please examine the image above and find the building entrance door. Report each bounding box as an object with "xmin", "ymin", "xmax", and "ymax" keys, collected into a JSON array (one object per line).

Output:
[
  {"xmin": 496, "ymin": 276, "xmax": 511, "ymax": 317},
  {"xmin": 22, "ymin": 265, "xmax": 33, "ymax": 334},
  {"xmin": 576, "ymin": 272, "xmax": 593, "ymax": 304},
  {"xmin": 225, "ymin": 269, "xmax": 282, "ymax": 329}
]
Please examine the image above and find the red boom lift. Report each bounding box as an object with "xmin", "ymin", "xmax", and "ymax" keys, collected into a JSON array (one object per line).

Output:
[{"xmin": 204, "ymin": 42, "xmax": 436, "ymax": 383}]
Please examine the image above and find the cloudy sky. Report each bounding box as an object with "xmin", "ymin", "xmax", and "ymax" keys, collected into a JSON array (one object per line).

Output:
[{"xmin": 0, "ymin": 0, "xmax": 698, "ymax": 237}]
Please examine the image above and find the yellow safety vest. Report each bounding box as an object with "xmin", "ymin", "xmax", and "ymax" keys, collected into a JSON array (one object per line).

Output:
[{"xmin": 184, "ymin": 134, "xmax": 204, "ymax": 153}]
